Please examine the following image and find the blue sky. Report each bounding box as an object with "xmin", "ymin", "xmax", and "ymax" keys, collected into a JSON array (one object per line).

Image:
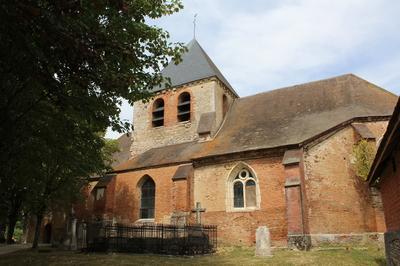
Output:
[{"xmin": 106, "ymin": 0, "xmax": 400, "ymax": 138}]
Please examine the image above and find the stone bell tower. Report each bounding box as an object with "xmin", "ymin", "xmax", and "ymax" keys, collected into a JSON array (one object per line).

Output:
[{"xmin": 130, "ymin": 39, "xmax": 239, "ymax": 157}]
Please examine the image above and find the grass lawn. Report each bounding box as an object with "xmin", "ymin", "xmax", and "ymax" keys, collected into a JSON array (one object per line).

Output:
[{"xmin": 0, "ymin": 246, "xmax": 385, "ymax": 266}]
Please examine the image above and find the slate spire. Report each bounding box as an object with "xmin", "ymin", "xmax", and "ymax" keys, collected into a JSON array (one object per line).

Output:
[{"xmin": 154, "ymin": 39, "xmax": 238, "ymax": 96}]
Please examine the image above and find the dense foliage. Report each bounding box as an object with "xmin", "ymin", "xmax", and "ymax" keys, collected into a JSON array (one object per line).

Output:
[
  {"xmin": 0, "ymin": 0, "xmax": 184, "ymax": 246},
  {"xmin": 353, "ymin": 139, "xmax": 376, "ymax": 181}
]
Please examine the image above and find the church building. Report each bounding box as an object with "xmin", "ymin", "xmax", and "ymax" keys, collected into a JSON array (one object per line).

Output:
[{"xmin": 80, "ymin": 39, "xmax": 397, "ymax": 249}]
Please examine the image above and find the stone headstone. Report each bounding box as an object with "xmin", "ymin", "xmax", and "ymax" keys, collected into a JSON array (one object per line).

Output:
[
  {"xmin": 255, "ymin": 226, "xmax": 272, "ymax": 257},
  {"xmin": 170, "ymin": 211, "xmax": 188, "ymax": 226},
  {"xmin": 70, "ymin": 218, "xmax": 77, "ymax": 250}
]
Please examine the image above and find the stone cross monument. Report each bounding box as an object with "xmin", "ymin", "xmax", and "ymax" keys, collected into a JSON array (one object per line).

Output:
[{"xmin": 191, "ymin": 202, "xmax": 206, "ymax": 224}]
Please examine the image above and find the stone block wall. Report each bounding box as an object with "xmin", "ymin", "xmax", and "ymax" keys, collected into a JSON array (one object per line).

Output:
[
  {"xmin": 213, "ymin": 80, "xmax": 234, "ymax": 135},
  {"xmin": 131, "ymin": 79, "xmax": 236, "ymax": 156}
]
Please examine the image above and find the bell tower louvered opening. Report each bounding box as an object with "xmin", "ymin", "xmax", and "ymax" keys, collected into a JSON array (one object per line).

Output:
[
  {"xmin": 152, "ymin": 98, "xmax": 164, "ymax": 127},
  {"xmin": 177, "ymin": 92, "xmax": 191, "ymax": 122}
]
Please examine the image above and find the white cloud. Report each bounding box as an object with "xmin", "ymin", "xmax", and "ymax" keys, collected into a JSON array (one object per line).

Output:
[
  {"xmin": 211, "ymin": 0, "xmax": 400, "ymax": 94},
  {"xmin": 107, "ymin": 0, "xmax": 400, "ymax": 138}
]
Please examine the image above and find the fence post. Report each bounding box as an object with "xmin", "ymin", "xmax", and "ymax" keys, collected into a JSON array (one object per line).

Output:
[{"xmin": 161, "ymin": 225, "xmax": 164, "ymax": 253}]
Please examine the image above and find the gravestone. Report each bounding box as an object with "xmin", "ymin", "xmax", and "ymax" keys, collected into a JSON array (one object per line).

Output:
[
  {"xmin": 255, "ymin": 226, "xmax": 272, "ymax": 257},
  {"xmin": 70, "ymin": 218, "xmax": 77, "ymax": 250},
  {"xmin": 170, "ymin": 211, "xmax": 188, "ymax": 226}
]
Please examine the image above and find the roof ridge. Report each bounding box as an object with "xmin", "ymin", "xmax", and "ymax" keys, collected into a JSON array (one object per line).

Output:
[{"xmin": 238, "ymin": 73, "xmax": 363, "ymax": 101}]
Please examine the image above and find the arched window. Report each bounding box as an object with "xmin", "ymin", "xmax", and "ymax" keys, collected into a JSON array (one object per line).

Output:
[
  {"xmin": 231, "ymin": 167, "xmax": 258, "ymax": 209},
  {"xmin": 222, "ymin": 94, "xmax": 228, "ymax": 118},
  {"xmin": 177, "ymin": 92, "xmax": 191, "ymax": 122},
  {"xmin": 152, "ymin": 98, "xmax": 164, "ymax": 127},
  {"xmin": 140, "ymin": 177, "xmax": 155, "ymax": 219},
  {"xmin": 233, "ymin": 182, "xmax": 244, "ymax": 207}
]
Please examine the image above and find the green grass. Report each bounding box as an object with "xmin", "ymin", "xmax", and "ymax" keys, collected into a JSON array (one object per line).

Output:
[{"xmin": 0, "ymin": 245, "xmax": 385, "ymax": 266}]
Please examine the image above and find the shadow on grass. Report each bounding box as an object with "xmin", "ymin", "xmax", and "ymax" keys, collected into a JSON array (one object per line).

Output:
[{"xmin": 374, "ymin": 258, "xmax": 386, "ymax": 266}]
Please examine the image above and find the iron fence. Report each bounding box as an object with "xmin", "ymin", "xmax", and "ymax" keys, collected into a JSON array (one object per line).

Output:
[{"xmin": 79, "ymin": 221, "xmax": 217, "ymax": 255}]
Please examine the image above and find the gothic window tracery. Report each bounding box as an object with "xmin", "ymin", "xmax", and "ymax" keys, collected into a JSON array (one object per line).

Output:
[{"xmin": 233, "ymin": 168, "xmax": 257, "ymax": 208}]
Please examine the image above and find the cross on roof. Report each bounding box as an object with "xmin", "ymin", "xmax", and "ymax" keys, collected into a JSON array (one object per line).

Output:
[
  {"xmin": 191, "ymin": 202, "xmax": 206, "ymax": 224},
  {"xmin": 193, "ymin": 14, "xmax": 197, "ymax": 39}
]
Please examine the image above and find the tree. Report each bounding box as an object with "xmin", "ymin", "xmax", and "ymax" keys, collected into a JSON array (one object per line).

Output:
[
  {"xmin": 102, "ymin": 138, "xmax": 121, "ymax": 169},
  {"xmin": 25, "ymin": 99, "xmax": 112, "ymax": 248},
  {"xmin": 0, "ymin": 207, "xmax": 6, "ymax": 243},
  {"xmin": 0, "ymin": 0, "xmax": 184, "ymax": 244}
]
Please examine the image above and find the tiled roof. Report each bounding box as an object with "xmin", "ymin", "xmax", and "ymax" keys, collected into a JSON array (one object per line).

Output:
[{"xmin": 114, "ymin": 74, "xmax": 398, "ymax": 172}]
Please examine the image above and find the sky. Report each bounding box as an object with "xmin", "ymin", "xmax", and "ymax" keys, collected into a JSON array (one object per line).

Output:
[{"xmin": 106, "ymin": 0, "xmax": 400, "ymax": 139}]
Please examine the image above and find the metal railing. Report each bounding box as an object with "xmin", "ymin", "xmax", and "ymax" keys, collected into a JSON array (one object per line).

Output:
[{"xmin": 79, "ymin": 221, "xmax": 217, "ymax": 255}]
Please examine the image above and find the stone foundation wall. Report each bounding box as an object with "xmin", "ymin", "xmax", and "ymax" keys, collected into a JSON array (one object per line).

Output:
[
  {"xmin": 384, "ymin": 230, "xmax": 400, "ymax": 266},
  {"xmin": 310, "ymin": 232, "xmax": 384, "ymax": 246}
]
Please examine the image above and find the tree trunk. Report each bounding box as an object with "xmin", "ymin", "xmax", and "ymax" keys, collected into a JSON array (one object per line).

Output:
[
  {"xmin": 6, "ymin": 214, "xmax": 17, "ymax": 244},
  {"xmin": 32, "ymin": 213, "xmax": 43, "ymax": 249},
  {"xmin": 21, "ymin": 214, "xmax": 29, "ymax": 244},
  {"xmin": 0, "ymin": 223, "xmax": 6, "ymax": 243},
  {"xmin": 6, "ymin": 196, "xmax": 22, "ymax": 244}
]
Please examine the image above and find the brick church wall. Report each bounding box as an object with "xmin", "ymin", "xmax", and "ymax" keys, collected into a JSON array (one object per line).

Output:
[
  {"xmin": 111, "ymin": 165, "xmax": 191, "ymax": 224},
  {"xmin": 303, "ymin": 122, "xmax": 387, "ymax": 241},
  {"xmin": 74, "ymin": 180, "xmax": 97, "ymax": 220},
  {"xmin": 379, "ymin": 147, "xmax": 400, "ymax": 232},
  {"xmin": 377, "ymin": 132, "xmax": 400, "ymax": 265},
  {"xmin": 72, "ymin": 121, "xmax": 389, "ymax": 248},
  {"xmin": 193, "ymin": 157, "xmax": 288, "ymax": 246}
]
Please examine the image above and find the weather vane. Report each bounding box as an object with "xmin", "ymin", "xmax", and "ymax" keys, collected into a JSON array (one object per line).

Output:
[{"xmin": 193, "ymin": 13, "xmax": 198, "ymax": 38}]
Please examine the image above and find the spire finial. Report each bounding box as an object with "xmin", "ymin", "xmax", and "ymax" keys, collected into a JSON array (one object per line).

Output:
[{"xmin": 193, "ymin": 13, "xmax": 198, "ymax": 39}]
